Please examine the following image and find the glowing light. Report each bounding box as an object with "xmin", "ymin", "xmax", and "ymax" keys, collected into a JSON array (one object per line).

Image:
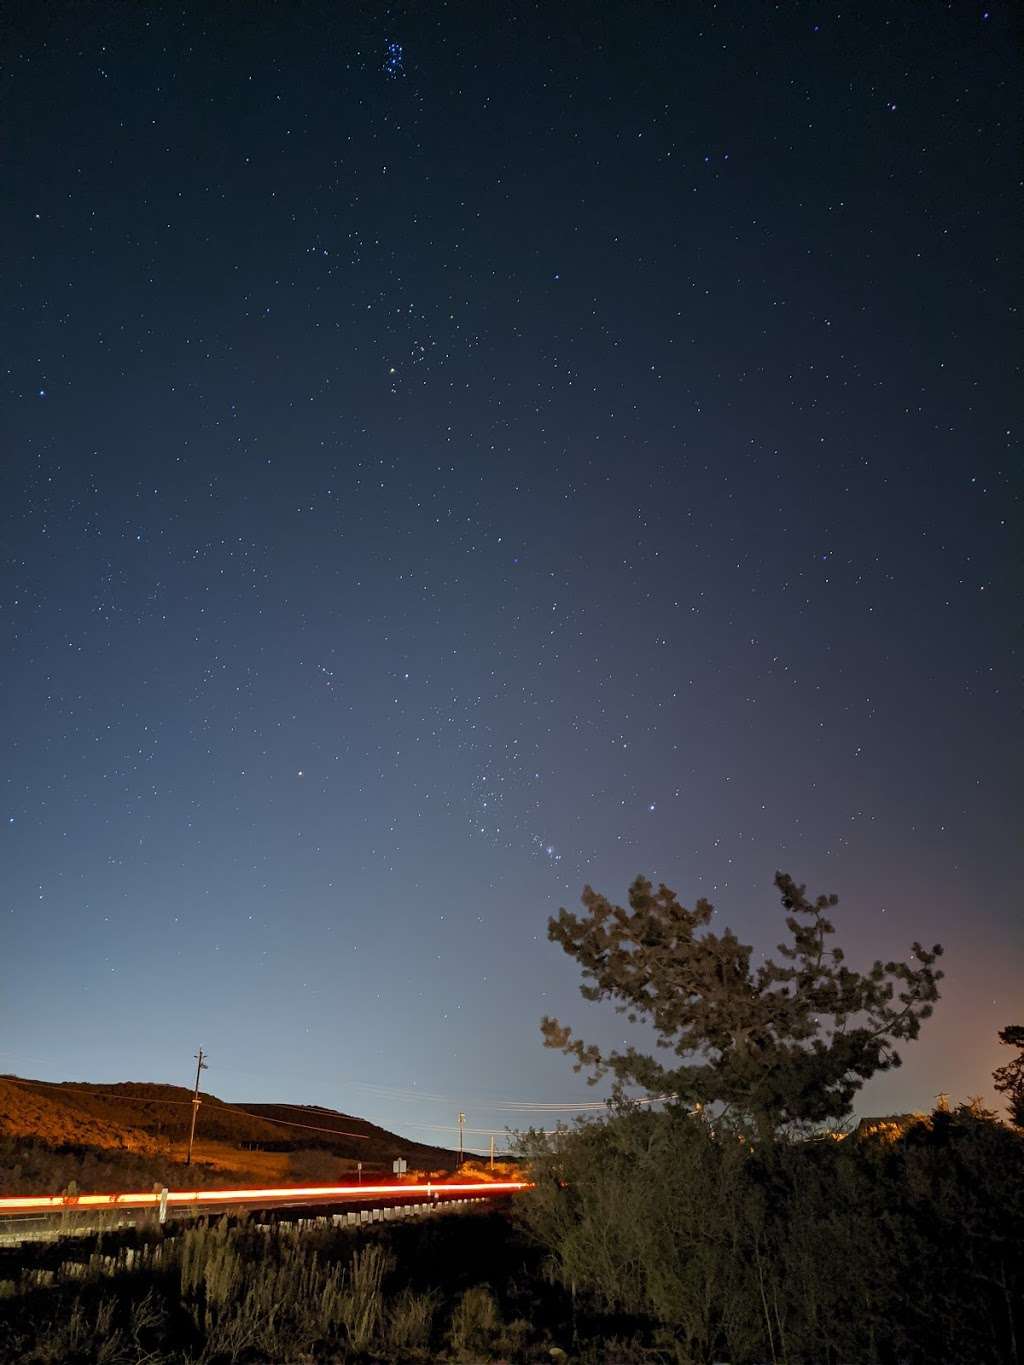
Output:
[{"xmin": 0, "ymin": 1180, "xmax": 530, "ymax": 1215}]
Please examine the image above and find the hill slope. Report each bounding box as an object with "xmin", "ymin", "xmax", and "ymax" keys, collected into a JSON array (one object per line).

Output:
[
  {"xmin": 0, "ymin": 1077, "xmax": 160, "ymax": 1154},
  {"xmin": 0, "ymin": 1075, "xmax": 458, "ymax": 1175},
  {"xmin": 237, "ymin": 1102, "xmax": 458, "ymax": 1165}
]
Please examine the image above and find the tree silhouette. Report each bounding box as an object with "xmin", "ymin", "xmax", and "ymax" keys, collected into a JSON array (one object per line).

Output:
[
  {"xmin": 542, "ymin": 871, "xmax": 943, "ymax": 1139},
  {"xmin": 993, "ymin": 1025, "xmax": 1024, "ymax": 1128}
]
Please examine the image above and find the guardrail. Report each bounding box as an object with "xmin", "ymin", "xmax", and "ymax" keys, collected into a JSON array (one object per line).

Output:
[
  {"xmin": 6, "ymin": 1196, "xmax": 513, "ymax": 1283},
  {"xmin": 0, "ymin": 1179, "xmax": 529, "ymax": 1218}
]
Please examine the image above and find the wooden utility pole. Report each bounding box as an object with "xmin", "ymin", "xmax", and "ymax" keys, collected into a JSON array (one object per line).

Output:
[
  {"xmin": 185, "ymin": 1047, "xmax": 207, "ymax": 1167},
  {"xmin": 489, "ymin": 1134, "xmax": 495, "ymax": 1169},
  {"xmin": 458, "ymin": 1111, "xmax": 465, "ymax": 1167}
]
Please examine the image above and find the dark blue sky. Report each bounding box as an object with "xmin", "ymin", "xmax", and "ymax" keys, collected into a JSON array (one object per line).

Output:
[{"xmin": 3, "ymin": 2, "xmax": 1019, "ymax": 1149}]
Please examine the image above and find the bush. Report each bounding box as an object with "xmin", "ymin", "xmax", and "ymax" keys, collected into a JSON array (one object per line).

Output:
[
  {"xmin": 448, "ymin": 1284, "xmax": 501, "ymax": 1358},
  {"xmin": 517, "ymin": 1102, "xmax": 1024, "ymax": 1364},
  {"xmin": 0, "ymin": 1135, "xmax": 230, "ymax": 1196},
  {"xmin": 386, "ymin": 1286, "xmax": 438, "ymax": 1351},
  {"xmin": 287, "ymin": 1146, "xmax": 349, "ymax": 1184},
  {"xmin": 0, "ymin": 1209, "xmax": 585, "ymax": 1362}
]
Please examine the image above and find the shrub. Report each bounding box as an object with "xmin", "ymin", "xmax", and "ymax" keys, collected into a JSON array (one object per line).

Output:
[
  {"xmin": 386, "ymin": 1286, "xmax": 438, "ymax": 1351},
  {"xmin": 518, "ymin": 1103, "xmax": 1024, "ymax": 1364},
  {"xmin": 449, "ymin": 1284, "xmax": 503, "ymax": 1358},
  {"xmin": 339, "ymin": 1242, "xmax": 390, "ymax": 1351}
]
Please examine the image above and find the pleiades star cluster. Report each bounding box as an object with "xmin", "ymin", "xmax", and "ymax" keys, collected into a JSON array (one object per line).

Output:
[{"xmin": 2, "ymin": 2, "xmax": 1018, "ymax": 1146}]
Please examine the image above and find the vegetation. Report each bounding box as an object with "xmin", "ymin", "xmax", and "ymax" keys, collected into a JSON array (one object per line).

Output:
[
  {"xmin": 994, "ymin": 1025, "xmax": 1024, "ymax": 1128},
  {"xmin": 0, "ymin": 1135, "xmax": 247, "ymax": 1197},
  {"xmin": 4, "ymin": 1103, "xmax": 1021, "ymax": 1364},
  {"xmin": 514, "ymin": 872, "xmax": 1020, "ymax": 1361},
  {"xmin": 0, "ymin": 1209, "xmax": 589, "ymax": 1363},
  {"xmin": 0, "ymin": 1075, "xmax": 458, "ymax": 1163},
  {"xmin": 0, "ymin": 1133, "xmax": 398, "ymax": 1197},
  {"xmin": 542, "ymin": 872, "xmax": 943, "ymax": 1139},
  {"xmin": 516, "ymin": 1099, "xmax": 1024, "ymax": 1363},
  {"xmin": 3, "ymin": 874, "xmax": 1020, "ymax": 1361},
  {"xmin": 0, "ymin": 1076, "xmax": 458, "ymax": 1194}
]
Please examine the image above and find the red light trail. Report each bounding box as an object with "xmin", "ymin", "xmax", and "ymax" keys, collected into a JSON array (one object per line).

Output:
[{"xmin": 0, "ymin": 1180, "xmax": 529, "ymax": 1216}]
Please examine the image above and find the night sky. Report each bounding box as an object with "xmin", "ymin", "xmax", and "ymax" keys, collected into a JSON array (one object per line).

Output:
[{"xmin": 3, "ymin": 3, "xmax": 1019, "ymax": 1151}]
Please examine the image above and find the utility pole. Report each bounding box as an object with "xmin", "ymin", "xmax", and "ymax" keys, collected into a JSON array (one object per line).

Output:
[
  {"xmin": 185, "ymin": 1048, "xmax": 207, "ymax": 1167},
  {"xmin": 457, "ymin": 1111, "xmax": 465, "ymax": 1167},
  {"xmin": 489, "ymin": 1134, "xmax": 495, "ymax": 1169}
]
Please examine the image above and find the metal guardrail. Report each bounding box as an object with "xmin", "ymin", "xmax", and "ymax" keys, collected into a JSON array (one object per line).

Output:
[
  {"xmin": 0, "ymin": 1178, "xmax": 526, "ymax": 1215},
  {"xmin": 6, "ymin": 1197, "xmax": 504, "ymax": 1283},
  {"xmin": 0, "ymin": 1180, "xmax": 529, "ymax": 1245}
]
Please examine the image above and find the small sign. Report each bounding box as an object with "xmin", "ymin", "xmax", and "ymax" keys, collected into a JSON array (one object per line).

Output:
[{"xmin": 392, "ymin": 1157, "xmax": 407, "ymax": 1175}]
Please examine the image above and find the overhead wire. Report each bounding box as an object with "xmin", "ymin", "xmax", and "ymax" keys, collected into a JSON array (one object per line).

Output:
[
  {"xmin": 5, "ymin": 1055, "xmax": 659, "ymax": 1117},
  {"xmin": 4, "ymin": 1072, "xmax": 665, "ymax": 1141},
  {"xmin": 3, "ymin": 1077, "xmax": 371, "ymax": 1142},
  {"xmin": 333, "ymin": 1077, "xmax": 662, "ymax": 1112}
]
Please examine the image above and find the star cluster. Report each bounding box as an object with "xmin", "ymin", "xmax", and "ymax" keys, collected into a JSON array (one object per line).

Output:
[{"xmin": 1, "ymin": 3, "xmax": 1018, "ymax": 1140}]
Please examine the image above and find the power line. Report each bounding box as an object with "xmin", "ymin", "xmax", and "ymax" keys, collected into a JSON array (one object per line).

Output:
[
  {"xmin": 3, "ymin": 1077, "xmax": 371, "ymax": 1141},
  {"xmin": 227, "ymin": 1110, "xmax": 371, "ymax": 1141},
  {"xmin": 399, "ymin": 1119, "xmax": 552, "ymax": 1138},
  {"xmin": 333, "ymin": 1077, "xmax": 662, "ymax": 1112},
  {"xmin": 4, "ymin": 1078, "xmax": 197, "ymax": 1108},
  {"xmin": 6, "ymin": 1062, "xmax": 659, "ymax": 1117},
  {"xmin": 3, "ymin": 1071, "xmax": 664, "ymax": 1140}
]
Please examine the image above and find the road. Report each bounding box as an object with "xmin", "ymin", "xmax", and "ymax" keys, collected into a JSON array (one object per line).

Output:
[{"xmin": 0, "ymin": 1178, "xmax": 528, "ymax": 1233}]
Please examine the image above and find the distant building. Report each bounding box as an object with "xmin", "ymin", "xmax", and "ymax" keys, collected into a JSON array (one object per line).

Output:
[{"xmin": 853, "ymin": 1113, "xmax": 927, "ymax": 1141}]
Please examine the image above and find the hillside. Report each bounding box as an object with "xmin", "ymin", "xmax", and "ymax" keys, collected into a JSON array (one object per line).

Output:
[
  {"xmin": 0, "ymin": 1075, "xmax": 459, "ymax": 1193},
  {"xmin": 0, "ymin": 1077, "xmax": 161, "ymax": 1155},
  {"xmin": 1, "ymin": 1077, "xmax": 282, "ymax": 1149},
  {"xmin": 237, "ymin": 1102, "xmax": 460, "ymax": 1166}
]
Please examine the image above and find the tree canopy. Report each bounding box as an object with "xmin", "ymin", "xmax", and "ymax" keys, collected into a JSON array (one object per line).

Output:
[
  {"xmin": 993, "ymin": 1024, "xmax": 1024, "ymax": 1128},
  {"xmin": 541, "ymin": 871, "xmax": 943, "ymax": 1136}
]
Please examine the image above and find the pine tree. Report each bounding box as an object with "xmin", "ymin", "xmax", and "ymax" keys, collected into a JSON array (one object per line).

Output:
[
  {"xmin": 542, "ymin": 871, "xmax": 943, "ymax": 1139},
  {"xmin": 993, "ymin": 1025, "xmax": 1024, "ymax": 1128}
]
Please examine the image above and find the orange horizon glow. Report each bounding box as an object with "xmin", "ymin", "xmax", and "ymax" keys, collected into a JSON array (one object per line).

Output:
[{"xmin": 0, "ymin": 1179, "xmax": 530, "ymax": 1214}]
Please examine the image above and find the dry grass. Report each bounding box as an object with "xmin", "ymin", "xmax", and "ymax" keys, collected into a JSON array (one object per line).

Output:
[
  {"xmin": 0, "ymin": 1074, "xmax": 459, "ymax": 1182},
  {"xmin": 0, "ymin": 1207, "xmax": 575, "ymax": 1363},
  {"xmin": 184, "ymin": 1139, "xmax": 292, "ymax": 1183},
  {"xmin": 0, "ymin": 1078, "xmax": 160, "ymax": 1154}
]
